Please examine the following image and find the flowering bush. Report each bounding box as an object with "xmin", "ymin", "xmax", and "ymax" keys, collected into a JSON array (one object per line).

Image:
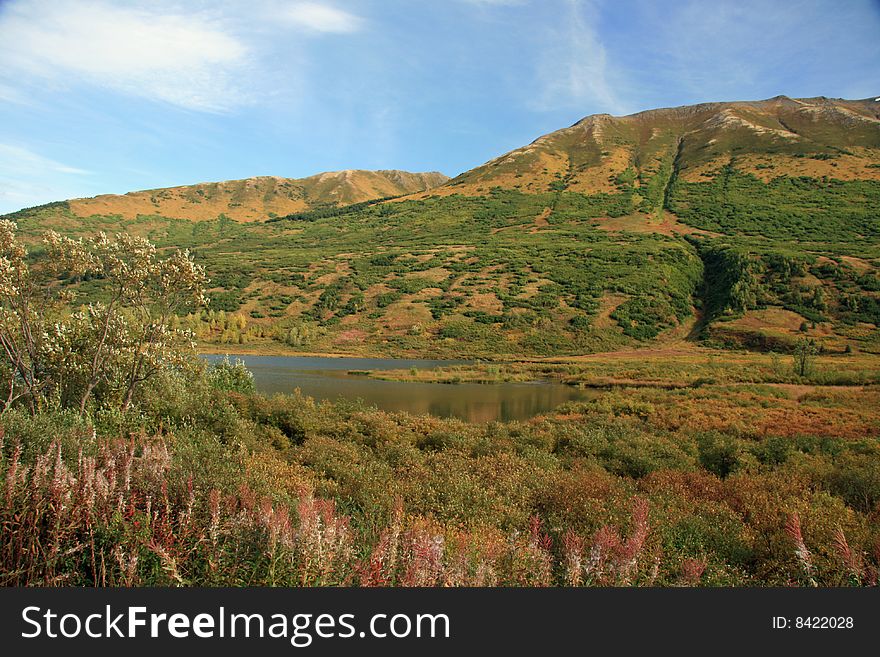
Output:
[{"xmin": 0, "ymin": 221, "xmax": 207, "ymax": 414}]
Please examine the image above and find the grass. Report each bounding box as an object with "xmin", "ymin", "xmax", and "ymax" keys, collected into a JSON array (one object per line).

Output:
[
  {"xmin": 2, "ymin": 357, "xmax": 878, "ymax": 587},
  {"xmin": 348, "ymin": 347, "xmax": 880, "ymax": 388}
]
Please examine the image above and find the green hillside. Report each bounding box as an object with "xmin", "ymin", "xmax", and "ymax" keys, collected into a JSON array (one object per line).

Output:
[{"xmin": 5, "ymin": 95, "xmax": 880, "ymax": 357}]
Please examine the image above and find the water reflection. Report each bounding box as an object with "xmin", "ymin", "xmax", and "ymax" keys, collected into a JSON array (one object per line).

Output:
[{"xmin": 201, "ymin": 355, "xmax": 595, "ymax": 423}]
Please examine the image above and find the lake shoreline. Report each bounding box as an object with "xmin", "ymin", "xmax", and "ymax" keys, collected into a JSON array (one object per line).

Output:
[
  {"xmin": 198, "ymin": 344, "xmax": 880, "ymax": 388},
  {"xmin": 195, "ymin": 340, "xmax": 714, "ymax": 365},
  {"xmin": 198, "ymin": 353, "xmax": 596, "ymax": 422}
]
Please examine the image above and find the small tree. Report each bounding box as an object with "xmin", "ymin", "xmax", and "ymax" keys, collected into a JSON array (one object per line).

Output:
[
  {"xmin": 0, "ymin": 221, "xmax": 208, "ymax": 414},
  {"xmin": 792, "ymin": 337, "xmax": 818, "ymax": 378},
  {"xmin": 207, "ymin": 356, "xmax": 255, "ymax": 394},
  {"xmin": 0, "ymin": 221, "xmax": 54, "ymax": 412}
]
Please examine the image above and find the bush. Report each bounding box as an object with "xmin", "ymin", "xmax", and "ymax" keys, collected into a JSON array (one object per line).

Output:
[
  {"xmin": 697, "ymin": 433, "xmax": 742, "ymax": 478},
  {"xmin": 0, "ymin": 222, "xmax": 207, "ymax": 414},
  {"xmin": 207, "ymin": 357, "xmax": 256, "ymax": 394}
]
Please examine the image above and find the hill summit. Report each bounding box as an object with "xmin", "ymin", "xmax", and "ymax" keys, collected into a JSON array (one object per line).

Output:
[
  {"xmin": 437, "ymin": 95, "xmax": 880, "ymax": 199},
  {"xmin": 66, "ymin": 169, "xmax": 449, "ymax": 222}
]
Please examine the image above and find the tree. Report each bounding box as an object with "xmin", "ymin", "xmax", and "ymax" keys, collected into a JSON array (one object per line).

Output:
[
  {"xmin": 207, "ymin": 356, "xmax": 255, "ymax": 394},
  {"xmin": 0, "ymin": 221, "xmax": 52, "ymax": 412},
  {"xmin": 0, "ymin": 221, "xmax": 208, "ymax": 414},
  {"xmin": 792, "ymin": 337, "xmax": 818, "ymax": 378}
]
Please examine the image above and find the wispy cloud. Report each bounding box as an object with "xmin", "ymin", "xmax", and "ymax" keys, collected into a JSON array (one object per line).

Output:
[
  {"xmin": 0, "ymin": 82, "xmax": 29, "ymax": 105},
  {"xmin": 279, "ymin": 2, "xmax": 364, "ymax": 34},
  {"xmin": 530, "ymin": 0, "xmax": 627, "ymax": 114},
  {"xmin": 0, "ymin": 143, "xmax": 91, "ymax": 213},
  {"xmin": 0, "ymin": 1, "xmax": 250, "ymax": 112},
  {"xmin": 0, "ymin": 1, "xmax": 369, "ymax": 112},
  {"xmin": 0, "ymin": 144, "xmax": 90, "ymax": 177}
]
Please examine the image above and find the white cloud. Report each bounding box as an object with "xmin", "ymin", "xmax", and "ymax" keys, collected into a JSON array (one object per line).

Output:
[
  {"xmin": 530, "ymin": 0, "xmax": 626, "ymax": 114},
  {"xmin": 0, "ymin": 143, "xmax": 90, "ymax": 177},
  {"xmin": 0, "ymin": 1, "xmax": 368, "ymax": 111},
  {"xmin": 0, "ymin": 83, "xmax": 29, "ymax": 105},
  {"xmin": 279, "ymin": 3, "xmax": 363, "ymax": 34},
  {"xmin": 0, "ymin": 1, "xmax": 250, "ymax": 112}
]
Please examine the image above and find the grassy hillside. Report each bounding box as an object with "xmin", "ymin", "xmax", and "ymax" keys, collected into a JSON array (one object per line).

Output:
[
  {"xmin": 60, "ymin": 169, "xmax": 449, "ymax": 223},
  {"xmin": 4, "ymin": 95, "xmax": 879, "ymax": 357},
  {"xmin": 441, "ymin": 96, "xmax": 880, "ymax": 198},
  {"xmin": 9, "ymin": 190, "xmax": 704, "ymax": 357}
]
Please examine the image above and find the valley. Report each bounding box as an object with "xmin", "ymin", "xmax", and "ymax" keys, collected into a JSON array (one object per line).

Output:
[{"xmin": 2, "ymin": 94, "xmax": 879, "ymax": 587}]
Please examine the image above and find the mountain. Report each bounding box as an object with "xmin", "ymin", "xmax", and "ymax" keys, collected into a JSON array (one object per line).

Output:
[
  {"xmin": 5, "ymin": 96, "xmax": 879, "ymax": 358},
  {"xmin": 437, "ymin": 96, "xmax": 880, "ymax": 200},
  {"xmin": 65, "ymin": 169, "xmax": 449, "ymax": 222}
]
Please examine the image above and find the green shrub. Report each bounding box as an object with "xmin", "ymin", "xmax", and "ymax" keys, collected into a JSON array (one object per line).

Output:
[
  {"xmin": 697, "ymin": 432, "xmax": 743, "ymax": 478},
  {"xmin": 207, "ymin": 357, "xmax": 256, "ymax": 394}
]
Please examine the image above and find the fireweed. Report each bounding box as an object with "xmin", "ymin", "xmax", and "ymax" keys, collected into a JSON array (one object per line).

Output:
[
  {"xmin": 0, "ymin": 434, "xmax": 768, "ymax": 587},
  {"xmin": 0, "ymin": 428, "xmax": 877, "ymax": 586}
]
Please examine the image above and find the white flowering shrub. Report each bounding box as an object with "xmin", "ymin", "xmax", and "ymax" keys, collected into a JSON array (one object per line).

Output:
[
  {"xmin": 206, "ymin": 356, "xmax": 256, "ymax": 394},
  {"xmin": 0, "ymin": 220, "xmax": 208, "ymax": 414}
]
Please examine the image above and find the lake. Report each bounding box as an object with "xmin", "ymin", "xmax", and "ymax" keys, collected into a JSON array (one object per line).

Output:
[{"xmin": 201, "ymin": 354, "xmax": 595, "ymax": 423}]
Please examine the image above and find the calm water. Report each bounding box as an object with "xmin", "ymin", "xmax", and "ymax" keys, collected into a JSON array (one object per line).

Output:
[{"xmin": 201, "ymin": 355, "xmax": 594, "ymax": 423}]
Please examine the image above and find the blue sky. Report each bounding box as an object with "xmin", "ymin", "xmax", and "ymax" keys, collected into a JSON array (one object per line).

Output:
[{"xmin": 1, "ymin": 0, "xmax": 878, "ymax": 213}]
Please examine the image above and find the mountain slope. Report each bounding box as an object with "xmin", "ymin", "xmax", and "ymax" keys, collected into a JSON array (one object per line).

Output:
[
  {"xmin": 66, "ymin": 169, "xmax": 449, "ymax": 222},
  {"xmin": 435, "ymin": 96, "xmax": 880, "ymax": 199},
  {"xmin": 5, "ymin": 96, "xmax": 879, "ymax": 358}
]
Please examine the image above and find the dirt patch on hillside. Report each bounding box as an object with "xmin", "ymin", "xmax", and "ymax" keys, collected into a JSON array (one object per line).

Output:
[
  {"xmin": 567, "ymin": 146, "xmax": 634, "ymax": 195},
  {"xmin": 535, "ymin": 207, "xmax": 551, "ymax": 227},
  {"xmin": 729, "ymin": 308, "xmax": 807, "ymax": 332},
  {"xmin": 593, "ymin": 294, "xmax": 627, "ymax": 329},
  {"xmin": 381, "ymin": 300, "xmax": 433, "ymax": 333},
  {"xmin": 466, "ymin": 291, "xmax": 504, "ymax": 313},
  {"xmin": 516, "ymin": 278, "xmax": 554, "ymax": 300},
  {"xmin": 405, "ymin": 267, "xmax": 449, "ymax": 282},
  {"xmin": 592, "ymin": 211, "xmax": 720, "ymax": 236},
  {"xmin": 527, "ymin": 207, "xmax": 553, "ymax": 233},
  {"xmin": 840, "ymin": 256, "xmax": 874, "ymax": 273},
  {"xmin": 679, "ymin": 150, "xmax": 880, "ymax": 183}
]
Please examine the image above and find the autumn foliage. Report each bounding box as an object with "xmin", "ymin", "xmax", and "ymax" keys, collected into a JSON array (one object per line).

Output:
[{"xmin": 0, "ymin": 228, "xmax": 878, "ymax": 587}]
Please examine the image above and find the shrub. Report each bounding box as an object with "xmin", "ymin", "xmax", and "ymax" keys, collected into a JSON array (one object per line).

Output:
[
  {"xmin": 697, "ymin": 432, "xmax": 742, "ymax": 478},
  {"xmin": 207, "ymin": 357, "xmax": 255, "ymax": 394},
  {"xmin": 793, "ymin": 337, "xmax": 818, "ymax": 377},
  {"xmin": 0, "ymin": 222, "xmax": 207, "ymax": 414}
]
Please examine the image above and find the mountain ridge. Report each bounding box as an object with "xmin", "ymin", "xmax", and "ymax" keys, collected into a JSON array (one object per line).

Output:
[
  {"xmin": 4, "ymin": 94, "xmax": 879, "ymax": 358},
  {"xmin": 427, "ymin": 95, "xmax": 880, "ymax": 199},
  {"xmin": 64, "ymin": 169, "xmax": 449, "ymax": 223}
]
